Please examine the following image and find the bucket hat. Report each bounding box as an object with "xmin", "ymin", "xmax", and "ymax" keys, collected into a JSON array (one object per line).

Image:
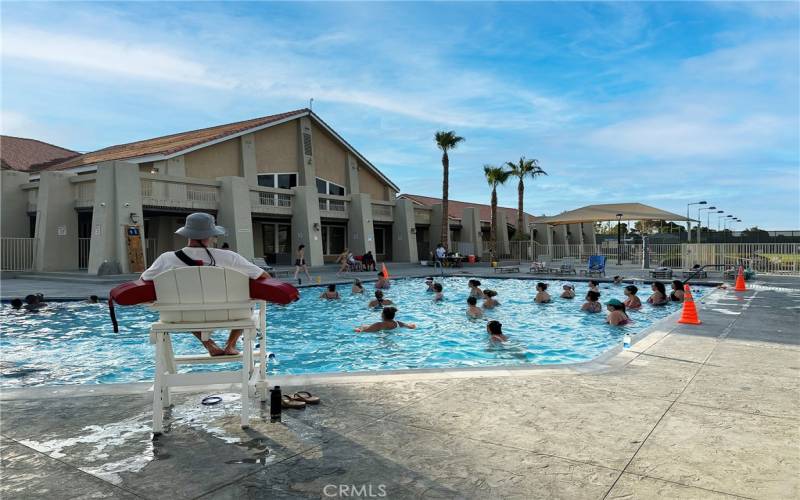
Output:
[
  {"xmin": 606, "ymin": 298, "xmax": 624, "ymax": 307},
  {"xmin": 175, "ymin": 212, "xmax": 226, "ymax": 239}
]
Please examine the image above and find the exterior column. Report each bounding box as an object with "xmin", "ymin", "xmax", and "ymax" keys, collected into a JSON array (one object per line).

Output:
[
  {"xmin": 567, "ymin": 224, "xmax": 582, "ymax": 245},
  {"xmin": 240, "ymin": 134, "xmax": 258, "ymax": 186},
  {"xmin": 217, "ymin": 176, "xmax": 254, "ymax": 259},
  {"xmin": 156, "ymin": 216, "xmax": 175, "ymax": 255},
  {"xmin": 552, "ymin": 225, "xmax": 568, "ymax": 245},
  {"xmin": 496, "ymin": 209, "xmax": 510, "ymax": 255},
  {"xmin": 348, "ymin": 193, "xmax": 376, "ymax": 257},
  {"xmin": 1, "ymin": 170, "xmax": 31, "ymax": 237},
  {"xmin": 296, "ymin": 117, "xmax": 317, "ymax": 187},
  {"xmin": 461, "ymin": 207, "xmax": 482, "ymax": 257},
  {"xmin": 87, "ymin": 161, "xmax": 144, "ymax": 275},
  {"xmin": 34, "ymin": 171, "xmax": 78, "ymax": 271},
  {"xmin": 290, "ymin": 185, "xmax": 323, "ymax": 266},
  {"xmin": 345, "ymin": 153, "xmax": 359, "ymax": 194},
  {"xmin": 391, "ymin": 198, "xmax": 417, "ymax": 263}
]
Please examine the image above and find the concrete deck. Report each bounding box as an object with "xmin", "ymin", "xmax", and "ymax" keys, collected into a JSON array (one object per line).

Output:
[{"xmin": 1, "ymin": 276, "xmax": 798, "ymax": 499}]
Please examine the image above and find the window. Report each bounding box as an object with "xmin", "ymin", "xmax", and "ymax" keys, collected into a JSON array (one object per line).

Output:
[
  {"xmin": 321, "ymin": 225, "xmax": 346, "ymax": 255},
  {"xmin": 257, "ymin": 173, "xmax": 296, "ymax": 189},
  {"xmin": 316, "ymin": 177, "xmax": 346, "ymax": 196}
]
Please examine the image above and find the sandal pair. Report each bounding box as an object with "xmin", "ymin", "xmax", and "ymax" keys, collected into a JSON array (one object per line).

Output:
[{"xmin": 281, "ymin": 391, "xmax": 320, "ymax": 409}]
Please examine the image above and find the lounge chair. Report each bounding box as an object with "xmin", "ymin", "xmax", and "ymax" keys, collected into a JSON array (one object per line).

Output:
[
  {"xmin": 252, "ymin": 257, "xmax": 274, "ymax": 272},
  {"xmin": 493, "ymin": 261, "xmax": 520, "ymax": 273},
  {"xmin": 555, "ymin": 257, "xmax": 577, "ymax": 275},
  {"xmin": 649, "ymin": 267, "xmax": 673, "ymax": 280},
  {"xmin": 149, "ymin": 267, "xmax": 267, "ymax": 433},
  {"xmin": 580, "ymin": 255, "xmax": 606, "ymax": 277},
  {"xmin": 529, "ymin": 259, "xmax": 552, "ymax": 274}
]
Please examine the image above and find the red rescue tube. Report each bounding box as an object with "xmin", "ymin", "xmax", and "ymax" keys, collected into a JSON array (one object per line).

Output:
[{"xmin": 108, "ymin": 278, "xmax": 299, "ymax": 332}]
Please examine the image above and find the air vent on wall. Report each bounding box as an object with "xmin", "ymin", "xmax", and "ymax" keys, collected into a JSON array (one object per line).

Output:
[{"xmin": 303, "ymin": 131, "xmax": 313, "ymax": 157}]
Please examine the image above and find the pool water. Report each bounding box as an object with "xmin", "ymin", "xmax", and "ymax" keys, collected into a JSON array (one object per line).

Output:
[{"xmin": 0, "ymin": 277, "xmax": 707, "ymax": 387}]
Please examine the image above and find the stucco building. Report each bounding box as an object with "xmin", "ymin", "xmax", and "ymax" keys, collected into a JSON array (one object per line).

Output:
[{"xmin": 1, "ymin": 109, "xmax": 419, "ymax": 273}]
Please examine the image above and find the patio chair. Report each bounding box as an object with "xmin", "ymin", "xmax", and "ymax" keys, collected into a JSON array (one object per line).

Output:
[
  {"xmin": 580, "ymin": 255, "xmax": 606, "ymax": 277},
  {"xmin": 252, "ymin": 257, "xmax": 274, "ymax": 273},
  {"xmin": 556, "ymin": 257, "xmax": 577, "ymax": 275},
  {"xmin": 528, "ymin": 259, "xmax": 552, "ymax": 274},
  {"xmin": 148, "ymin": 267, "xmax": 267, "ymax": 433}
]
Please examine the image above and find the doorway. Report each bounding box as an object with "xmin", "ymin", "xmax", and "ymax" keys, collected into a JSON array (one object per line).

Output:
[{"xmin": 262, "ymin": 223, "xmax": 291, "ymax": 265}]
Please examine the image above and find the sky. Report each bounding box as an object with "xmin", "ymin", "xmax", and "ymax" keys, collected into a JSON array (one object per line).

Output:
[{"xmin": 1, "ymin": 1, "xmax": 798, "ymax": 230}]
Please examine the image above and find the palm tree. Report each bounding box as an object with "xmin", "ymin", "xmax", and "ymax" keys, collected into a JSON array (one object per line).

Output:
[
  {"xmin": 434, "ymin": 131, "xmax": 465, "ymax": 247},
  {"xmin": 483, "ymin": 165, "xmax": 511, "ymax": 259},
  {"xmin": 506, "ymin": 156, "xmax": 547, "ymax": 237}
]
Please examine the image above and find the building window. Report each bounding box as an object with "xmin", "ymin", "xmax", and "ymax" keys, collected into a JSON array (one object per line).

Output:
[
  {"xmin": 316, "ymin": 177, "xmax": 346, "ymax": 196},
  {"xmin": 257, "ymin": 173, "xmax": 297, "ymax": 189},
  {"xmin": 321, "ymin": 225, "xmax": 346, "ymax": 256}
]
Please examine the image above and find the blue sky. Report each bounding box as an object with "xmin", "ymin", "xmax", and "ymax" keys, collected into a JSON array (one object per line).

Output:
[{"xmin": 2, "ymin": 1, "xmax": 798, "ymax": 229}]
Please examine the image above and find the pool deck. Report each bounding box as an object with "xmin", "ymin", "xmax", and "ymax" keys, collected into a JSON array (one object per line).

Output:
[{"xmin": 1, "ymin": 276, "xmax": 798, "ymax": 499}]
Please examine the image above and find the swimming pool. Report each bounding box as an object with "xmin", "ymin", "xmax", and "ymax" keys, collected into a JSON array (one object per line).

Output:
[{"xmin": 0, "ymin": 277, "xmax": 707, "ymax": 388}]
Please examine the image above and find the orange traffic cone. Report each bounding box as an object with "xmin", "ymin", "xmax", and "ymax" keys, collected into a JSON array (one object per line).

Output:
[
  {"xmin": 381, "ymin": 263, "xmax": 390, "ymax": 279},
  {"xmin": 734, "ymin": 266, "xmax": 747, "ymax": 291},
  {"xmin": 678, "ymin": 284, "xmax": 702, "ymax": 325}
]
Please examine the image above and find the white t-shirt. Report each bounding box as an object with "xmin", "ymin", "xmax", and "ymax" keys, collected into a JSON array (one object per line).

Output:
[
  {"xmin": 435, "ymin": 247, "xmax": 446, "ymax": 259},
  {"xmin": 141, "ymin": 247, "xmax": 265, "ymax": 281}
]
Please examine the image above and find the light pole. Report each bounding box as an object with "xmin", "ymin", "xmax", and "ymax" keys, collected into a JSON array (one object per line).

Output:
[
  {"xmin": 698, "ymin": 206, "xmax": 716, "ymax": 244},
  {"xmin": 616, "ymin": 213, "xmax": 623, "ymax": 265},
  {"xmin": 711, "ymin": 210, "xmax": 723, "ymax": 242},
  {"xmin": 687, "ymin": 201, "xmax": 706, "ymax": 243}
]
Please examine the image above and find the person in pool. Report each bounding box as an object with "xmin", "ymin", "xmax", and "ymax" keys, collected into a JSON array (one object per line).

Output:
[
  {"xmin": 23, "ymin": 294, "xmax": 46, "ymax": 312},
  {"xmin": 10, "ymin": 298, "xmax": 23, "ymax": 310},
  {"xmin": 468, "ymin": 279, "xmax": 485, "ymax": 298},
  {"xmin": 375, "ymin": 272, "xmax": 391, "ymax": 289},
  {"xmin": 588, "ymin": 280, "xmax": 600, "ymax": 293},
  {"xmin": 486, "ymin": 320, "xmax": 508, "ymax": 343},
  {"xmin": 623, "ymin": 285, "xmax": 642, "ymax": 309},
  {"xmin": 606, "ymin": 299, "xmax": 630, "ymax": 326},
  {"xmin": 355, "ymin": 306, "xmax": 416, "ymax": 332},
  {"xmin": 352, "ymin": 279, "xmax": 364, "ymax": 294},
  {"xmin": 648, "ymin": 281, "xmax": 668, "ymax": 305},
  {"xmin": 319, "ymin": 284, "xmax": 340, "ymax": 300},
  {"xmin": 432, "ymin": 283, "xmax": 444, "ymax": 302},
  {"xmin": 482, "ymin": 289, "xmax": 500, "ymax": 308},
  {"xmin": 670, "ymin": 280, "xmax": 685, "ymax": 302},
  {"xmin": 466, "ymin": 296, "xmax": 483, "ymax": 318},
  {"xmin": 534, "ymin": 282, "xmax": 551, "ymax": 303},
  {"xmin": 87, "ymin": 295, "xmax": 99, "ymax": 303},
  {"xmin": 368, "ymin": 290, "xmax": 393, "ymax": 308},
  {"xmin": 425, "ymin": 277, "xmax": 435, "ymax": 292},
  {"xmin": 561, "ymin": 284, "xmax": 576, "ymax": 299},
  {"xmin": 613, "ymin": 275, "xmax": 624, "ymax": 285},
  {"xmin": 581, "ymin": 290, "xmax": 602, "ymax": 313}
]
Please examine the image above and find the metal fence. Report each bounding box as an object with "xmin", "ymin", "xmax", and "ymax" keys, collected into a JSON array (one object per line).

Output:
[
  {"xmin": 1, "ymin": 238, "xmax": 37, "ymax": 271},
  {"xmin": 78, "ymin": 238, "xmax": 91, "ymax": 269},
  {"xmin": 499, "ymin": 241, "xmax": 800, "ymax": 276}
]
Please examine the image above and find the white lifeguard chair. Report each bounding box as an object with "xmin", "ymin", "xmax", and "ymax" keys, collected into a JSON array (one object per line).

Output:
[{"xmin": 148, "ymin": 267, "xmax": 268, "ymax": 433}]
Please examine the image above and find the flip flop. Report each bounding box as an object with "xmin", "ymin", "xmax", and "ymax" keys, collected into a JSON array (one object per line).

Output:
[
  {"xmin": 281, "ymin": 395, "xmax": 306, "ymax": 410},
  {"xmin": 292, "ymin": 391, "xmax": 320, "ymax": 405}
]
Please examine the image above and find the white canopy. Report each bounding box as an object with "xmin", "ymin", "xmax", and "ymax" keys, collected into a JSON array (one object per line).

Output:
[{"xmin": 536, "ymin": 203, "xmax": 696, "ymax": 226}]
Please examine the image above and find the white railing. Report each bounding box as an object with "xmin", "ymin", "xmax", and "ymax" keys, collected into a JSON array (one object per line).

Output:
[
  {"xmin": 1, "ymin": 237, "xmax": 37, "ymax": 271},
  {"xmin": 318, "ymin": 195, "xmax": 349, "ymax": 217},
  {"xmin": 75, "ymin": 181, "xmax": 95, "ymax": 204},
  {"xmin": 78, "ymin": 238, "xmax": 91, "ymax": 269},
  {"xmin": 139, "ymin": 174, "xmax": 220, "ymax": 209},
  {"xmin": 250, "ymin": 188, "xmax": 294, "ymax": 213},
  {"xmin": 187, "ymin": 185, "xmax": 218, "ymax": 202}
]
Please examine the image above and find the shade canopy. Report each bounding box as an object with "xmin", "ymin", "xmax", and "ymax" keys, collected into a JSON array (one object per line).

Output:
[{"xmin": 536, "ymin": 203, "xmax": 696, "ymax": 226}]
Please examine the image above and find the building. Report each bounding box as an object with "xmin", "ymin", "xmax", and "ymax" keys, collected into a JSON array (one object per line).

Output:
[
  {"xmin": 0, "ymin": 109, "xmax": 419, "ymax": 273},
  {"xmin": 0, "ymin": 136, "xmax": 79, "ymax": 172}
]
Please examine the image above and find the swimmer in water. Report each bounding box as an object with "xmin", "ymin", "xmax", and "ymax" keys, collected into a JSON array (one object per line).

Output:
[
  {"xmin": 606, "ymin": 298, "xmax": 630, "ymax": 326},
  {"xmin": 648, "ymin": 281, "xmax": 668, "ymax": 306},
  {"xmin": 425, "ymin": 277, "xmax": 435, "ymax": 292},
  {"xmin": 561, "ymin": 283, "xmax": 575, "ymax": 299},
  {"xmin": 623, "ymin": 285, "xmax": 641, "ymax": 309},
  {"xmin": 581, "ymin": 290, "xmax": 602, "ymax": 313},
  {"xmin": 368, "ymin": 290, "xmax": 393, "ymax": 308},
  {"xmin": 466, "ymin": 296, "xmax": 483, "ymax": 318},
  {"xmin": 433, "ymin": 283, "xmax": 444, "ymax": 302},
  {"xmin": 534, "ymin": 282, "xmax": 551, "ymax": 303},
  {"xmin": 352, "ymin": 279, "xmax": 364, "ymax": 294},
  {"xmin": 375, "ymin": 272, "xmax": 391, "ymax": 289},
  {"xmin": 319, "ymin": 284, "xmax": 340, "ymax": 300},
  {"xmin": 486, "ymin": 320, "xmax": 508, "ymax": 343},
  {"xmin": 482, "ymin": 289, "xmax": 500, "ymax": 308},
  {"xmin": 355, "ymin": 306, "xmax": 416, "ymax": 332},
  {"xmin": 588, "ymin": 280, "xmax": 600, "ymax": 293},
  {"xmin": 670, "ymin": 280, "xmax": 685, "ymax": 303},
  {"xmin": 612, "ymin": 275, "xmax": 624, "ymax": 285},
  {"xmin": 468, "ymin": 279, "xmax": 485, "ymax": 299}
]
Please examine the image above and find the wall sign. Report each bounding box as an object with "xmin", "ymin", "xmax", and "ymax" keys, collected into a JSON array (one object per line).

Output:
[{"xmin": 57, "ymin": 225, "xmax": 67, "ymax": 236}]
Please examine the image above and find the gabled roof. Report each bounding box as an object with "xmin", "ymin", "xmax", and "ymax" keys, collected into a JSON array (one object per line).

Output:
[
  {"xmin": 541, "ymin": 203, "xmax": 695, "ymax": 225},
  {"xmin": 398, "ymin": 193, "xmax": 536, "ymax": 224},
  {"xmin": 0, "ymin": 136, "xmax": 79, "ymax": 172},
  {"xmin": 40, "ymin": 109, "xmax": 399, "ymax": 191}
]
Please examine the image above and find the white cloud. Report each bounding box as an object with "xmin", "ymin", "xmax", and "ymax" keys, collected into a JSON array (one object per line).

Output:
[{"xmin": 1, "ymin": 27, "xmax": 235, "ymax": 89}]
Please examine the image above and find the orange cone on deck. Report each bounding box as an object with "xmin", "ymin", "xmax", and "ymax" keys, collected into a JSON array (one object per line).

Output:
[
  {"xmin": 678, "ymin": 284, "xmax": 702, "ymax": 325},
  {"xmin": 735, "ymin": 266, "xmax": 747, "ymax": 291},
  {"xmin": 381, "ymin": 263, "xmax": 389, "ymax": 279}
]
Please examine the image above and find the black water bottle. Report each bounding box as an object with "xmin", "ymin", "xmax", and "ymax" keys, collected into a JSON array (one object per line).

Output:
[{"xmin": 270, "ymin": 385, "xmax": 282, "ymax": 422}]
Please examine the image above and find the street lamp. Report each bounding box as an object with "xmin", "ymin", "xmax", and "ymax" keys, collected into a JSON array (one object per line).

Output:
[
  {"xmin": 616, "ymin": 213, "xmax": 623, "ymax": 265},
  {"xmin": 697, "ymin": 206, "xmax": 716, "ymax": 244},
  {"xmin": 687, "ymin": 201, "xmax": 706, "ymax": 243}
]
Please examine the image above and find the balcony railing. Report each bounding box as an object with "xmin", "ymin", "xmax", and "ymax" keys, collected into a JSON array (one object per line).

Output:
[
  {"xmin": 72, "ymin": 176, "xmax": 96, "ymax": 208},
  {"xmin": 1, "ymin": 237, "xmax": 37, "ymax": 271},
  {"xmin": 140, "ymin": 174, "xmax": 220, "ymax": 209},
  {"xmin": 319, "ymin": 195, "xmax": 349, "ymax": 218},
  {"xmin": 414, "ymin": 207, "xmax": 431, "ymax": 224},
  {"xmin": 371, "ymin": 202, "xmax": 393, "ymax": 220},
  {"xmin": 250, "ymin": 187, "xmax": 294, "ymax": 214}
]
